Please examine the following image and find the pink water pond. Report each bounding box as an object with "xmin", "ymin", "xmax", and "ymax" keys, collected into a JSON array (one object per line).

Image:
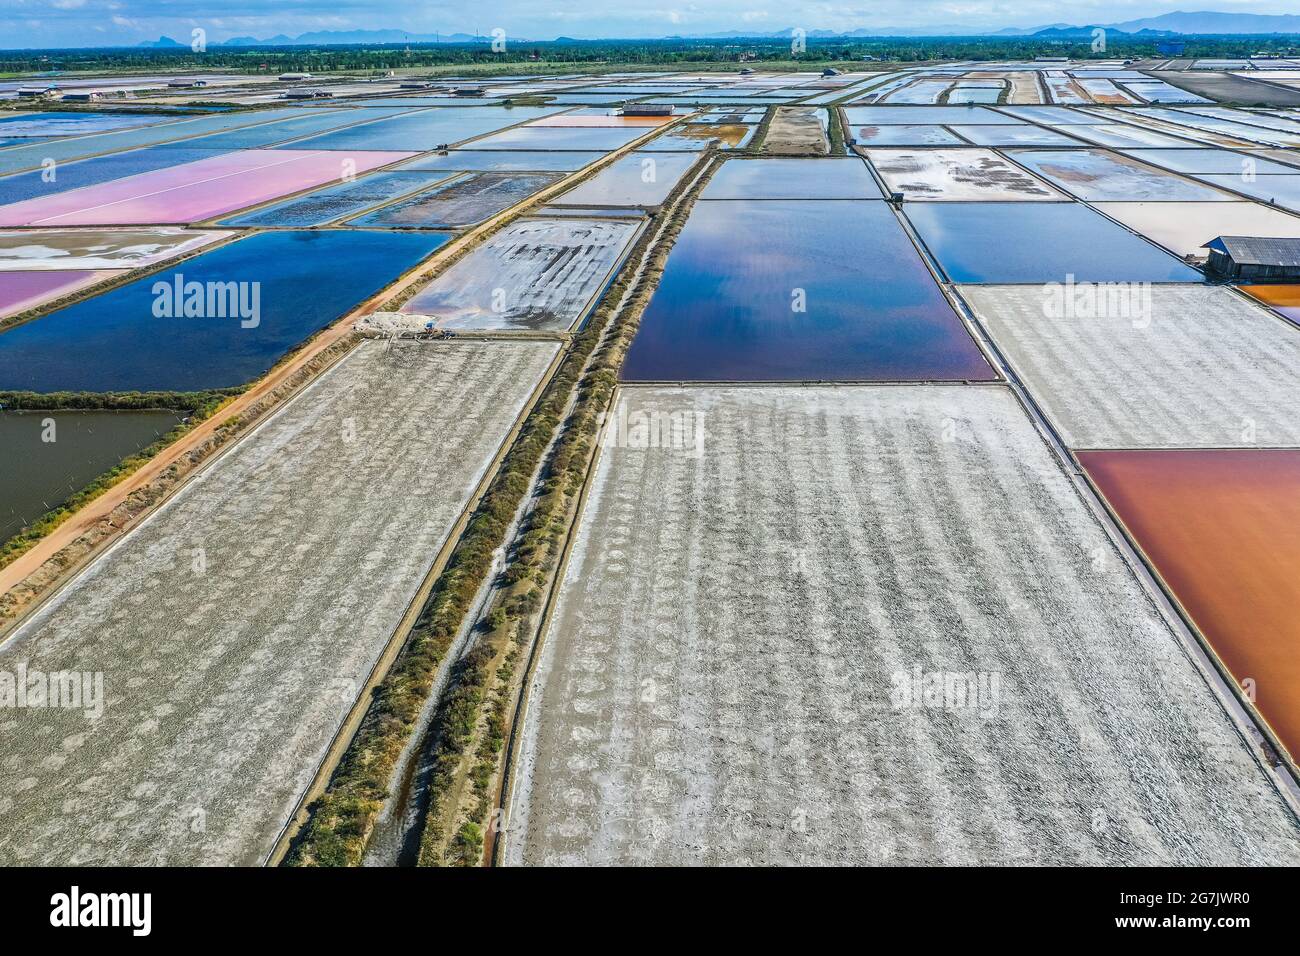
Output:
[
  {"xmin": 0, "ymin": 149, "xmax": 413, "ymax": 226},
  {"xmin": 0, "ymin": 269, "xmax": 120, "ymax": 317}
]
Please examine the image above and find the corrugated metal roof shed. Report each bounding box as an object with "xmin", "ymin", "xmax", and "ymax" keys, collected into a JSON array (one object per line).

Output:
[{"xmin": 1204, "ymin": 235, "xmax": 1300, "ymax": 266}]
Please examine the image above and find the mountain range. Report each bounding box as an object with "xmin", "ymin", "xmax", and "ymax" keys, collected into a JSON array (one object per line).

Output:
[
  {"xmin": 139, "ymin": 30, "xmax": 500, "ymax": 48},
  {"xmin": 134, "ymin": 12, "xmax": 1300, "ymax": 48}
]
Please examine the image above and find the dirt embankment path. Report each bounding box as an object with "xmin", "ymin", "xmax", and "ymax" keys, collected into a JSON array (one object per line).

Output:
[{"xmin": 764, "ymin": 106, "xmax": 830, "ymax": 155}]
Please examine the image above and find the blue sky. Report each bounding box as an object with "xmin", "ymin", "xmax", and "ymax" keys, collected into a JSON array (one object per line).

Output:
[{"xmin": 3, "ymin": 0, "xmax": 1297, "ymax": 48}]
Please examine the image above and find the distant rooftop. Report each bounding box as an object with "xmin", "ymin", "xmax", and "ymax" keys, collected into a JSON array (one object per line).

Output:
[{"xmin": 1205, "ymin": 236, "xmax": 1300, "ymax": 267}]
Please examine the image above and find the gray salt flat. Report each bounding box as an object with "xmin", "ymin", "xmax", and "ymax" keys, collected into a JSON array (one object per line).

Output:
[
  {"xmin": 505, "ymin": 385, "xmax": 1300, "ymax": 866},
  {"xmin": 402, "ymin": 217, "xmax": 642, "ymax": 331},
  {"xmin": 961, "ymin": 284, "xmax": 1300, "ymax": 448},
  {"xmin": 1006, "ymin": 149, "xmax": 1237, "ymax": 202},
  {"xmin": 0, "ymin": 228, "xmax": 229, "ymax": 270},
  {"xmin": 0, "ymin": 340, "xmax": 558, "ymax": 865},
  {"xmin": 867, "ymin": 148, "xmax": 1064, "ymax": 201}
]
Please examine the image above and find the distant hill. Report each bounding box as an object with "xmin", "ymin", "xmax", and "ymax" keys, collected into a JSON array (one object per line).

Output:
[
  {"xmin": 992, "ymin": 11, "xmax": 1300, "ymax": 37},
  {"xmin": 1025, "ymin": 25, "xmax": 1176, "ymax": 39},
  {"xmin": 1109, "ymin": 11, "xmax": 1300, "ymax": 34},
  {"xmin": 701, "ymin": 11, "xmax": 1300, "ymax": 38},
  {"xmin": 213, "ymin": 30, "xmax": 501, "ymax": 47},
  {"xmin": 118, "ymin": 11, "xmax": 1300, "ymax": 50}
]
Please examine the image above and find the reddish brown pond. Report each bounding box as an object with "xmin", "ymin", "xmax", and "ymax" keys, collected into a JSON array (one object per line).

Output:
[
  {"xmin": 1242, "ymin": 285, "xmax": 1300, "ymax": 328},
  {"xmin": 1080, "ymin": 449, "xmax": 1300, "ymax": 765}
]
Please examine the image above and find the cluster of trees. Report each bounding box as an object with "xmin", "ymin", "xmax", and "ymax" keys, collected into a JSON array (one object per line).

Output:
[{"xmin": 0, "ymin": 388, "xmax": 238, "ymax": 413}]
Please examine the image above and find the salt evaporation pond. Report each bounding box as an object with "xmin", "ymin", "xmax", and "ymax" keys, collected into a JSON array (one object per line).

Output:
[
  {"xmin": 0, "ymin": 107, "xmax": 313, "ymax": 176},
  {"xmin": 464, "ymin": 125, "xmax": 650, "ymax": 151},
  {"xmin": 0, "ymin": 230, "xmax": 448, "ymax": 392},
  {"xmin": 283, "ymin": 106, "xmax": 563, "ymax": 151},
  {"xmin": 622, "ymin": 199, "xmax": 995, "ymax": 382},
  {"xmin": 0, "ymin": 112, "xmax": 165, "ymax": 137},
  {"xmin": 0, "ymin": 228, "xmax": 228, "ymax": 270},
  {"xmin": 398, "ymin": 150, "xmax": 604, "ymax": 172},
  {"xmin": 0, "ymin": 146, "xmax": 231, "ymax": 206},
  {"xmin": 400, "ymin": 217, "xmax": 641, "ymax": 331},
  {"xmin": 847, "ymin": 124, "xmax": 965, "ymax": 146},
  {"xmin": 701, "ymin": 157, "xmax": 882, "ymax": 200},
  {"xmin": 905, "ymin": 202, "xmax": 1205, "ymax": 283},
  {"xmin": 155, "ymin": 107, "xmax": 401, "ymax": 151},
  {"xmin": 1092, "ymin": 201, "xmax": 1300, "ymax": 257},
  {"xmin": 0, "ymin": 270, "xmax": 116, "ymax": 318},
  {"xmin": 842, "ymin": 106, "xmax": 1020, "ymax": 125},
  {"xmin": 1006, "ymin": 149, "xmax": 1235, "ymax": 201},
  {"xmin": 219, "ymin": 170, "xmax": 459, "ymax": 227},
  {"xmin": 1243, "ymin": 284, "xmax": 1300, "ymax": 326},
  {"xmin": 0, "ymin": 408, "xmax": 184, "ymax": 540},
  {"xmin": 556, "ymin": 151, "xmax": 696, "ymax": 207},
  {"xmin": 1123, "ymin": 148, "xmax": 1298, "ymax": 175},
  {"xmin": 0, "ymin": 149, "xmax": 410, "ymax": 226},
  {"xmin": 868, "ymin": 148, "xmax": 1063, "ymax": 201},
  {"xmin": 1198, "ymin": 173, "xmax": 1300, "ymax": 212},
  {"xmin": 1080, "ymin": 449, "xmax": 1300, "ymax": 766},
  {"xmin": 349, "ymin": 172, "xmax": 563, "ymax": 228},
  {"xmin": 949, "ymin": 125, "xmax": 1084, "ymax": 146}
]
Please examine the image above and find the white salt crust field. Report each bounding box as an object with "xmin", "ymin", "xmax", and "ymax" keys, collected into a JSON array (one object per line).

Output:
[
  {"xmin": 505, "ymin": 385, "xmax": 1300, "ymax": 866},
  {"xmin": 0, "ymin": 340, "xmax": 558, "ymax": 865},
  {"xmin": 960, "ymin": 284, "xmax": 1300, "ymax": 448},
  {"xmin": 866, "ymin": 148, "xmax": 1065, "ymax": 201}
]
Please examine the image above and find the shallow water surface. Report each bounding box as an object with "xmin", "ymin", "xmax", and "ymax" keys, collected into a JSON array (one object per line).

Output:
[
  {"xmin": 0, "ymin": 230, "xmax": 448, "ymax": 392},
  {"xmin": 219, "ymin": 170, "xmax": 459, "ymax": 226},
  {"xmin": 349, "ymin": 172, "xmax": 563, "ymax": 228},
  {"xmin": 701, "ymin": 157, "xmax": 882, "ymax": 200},
  {"xmin": 905, "ymin": 202, "xmax": 1204, "ymax": 283},
  {"xmin": 622, "ymin": 199, "xmax": 995, "ymax": 381},
  {"xmin": 0, "ymin": 408, "xmax": 184, "ymax": 540},
  {"xmin": 1081, "ymin": 449, "xmax": 1300, "ymax": 766}
]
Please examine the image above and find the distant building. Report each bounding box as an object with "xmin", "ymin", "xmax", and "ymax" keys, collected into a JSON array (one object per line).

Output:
[
  {"xmin": 1204, "ymin": 236, "xmax": 1300, "ymax": 281},
  {"xmin": 822, "ymin": 68, "xmax": 842, "ymax": 77},
  {"xmin": 60, "ymin": 91, "xmax": 102, "ymax": 102},
  {"xmin": 277, "ymin": 72, "xmax": 312, "ymax": 82},
  {"xmin": 452, "ymin": 87, "xmax": 486, "ymax": 97},
  {"xmin": 282, "ymin": 89, "xmax": 334, "ymax": 100},
  {"xmin": 622, "ymin": 105, "xmax": 672, "ymax": 116},
  {"xmin": 168, "ymin": 78, "xmax": 208, "ymax": 88},
  {"xmin": 16, "ymin": 85, "xmax": 57, "ymax": 99},
  {"xmin": 1156, "ymin": 40, "xmax": 1187, "ymax": 57}
]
